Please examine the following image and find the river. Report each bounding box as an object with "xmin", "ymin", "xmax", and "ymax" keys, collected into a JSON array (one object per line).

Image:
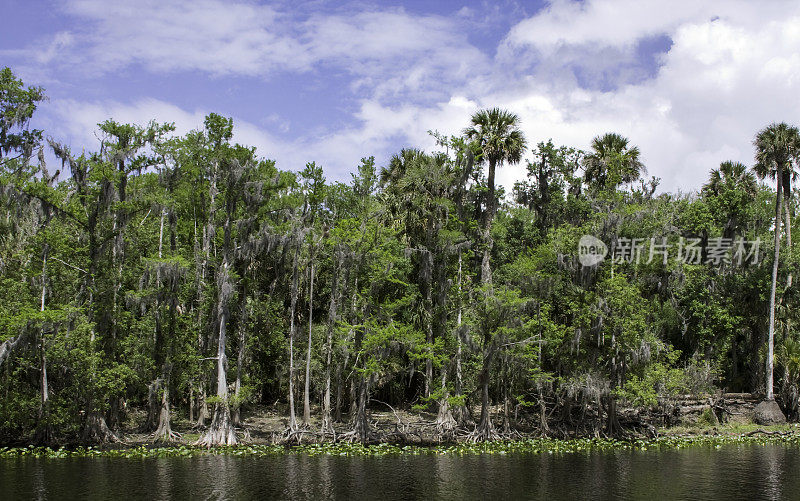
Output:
[{"xmin": 2, "ymin": 444, "xmax": 798, "ymax": 500}]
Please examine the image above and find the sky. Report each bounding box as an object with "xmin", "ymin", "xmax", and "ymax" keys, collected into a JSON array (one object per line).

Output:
[{"xmin": 3, "ymin": 0, "xmax": 800, "ymax": 193}]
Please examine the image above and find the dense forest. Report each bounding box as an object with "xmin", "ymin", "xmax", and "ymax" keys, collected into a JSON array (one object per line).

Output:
[{"xmin": 1, "ymin": 66, "xmax": 798, "ymax": 446}]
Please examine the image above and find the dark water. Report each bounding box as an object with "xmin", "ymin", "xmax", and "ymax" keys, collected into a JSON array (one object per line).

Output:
[{"xmin": 2, "ymin": 444, "xmax": 799, "ymax": 500}]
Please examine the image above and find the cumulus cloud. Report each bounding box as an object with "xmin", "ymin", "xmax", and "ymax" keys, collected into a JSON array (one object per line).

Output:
[
  {"xmin": 60, "ymin": 0, "xmax": 305, "ymax": 75},
  {"xmin": 484, "ymin": 0, "xmax": 800, "ymax": 191},
  {"xmin": 10, "ymin": 0, "xmax": 800, "ymax": 194},
  {"xmin": 14, "ymin": 0, "xmax": 485, "ymax": 104},
  {"xmin": 42, "ymin": 97, "xmax": 420, "ymax": 181}
]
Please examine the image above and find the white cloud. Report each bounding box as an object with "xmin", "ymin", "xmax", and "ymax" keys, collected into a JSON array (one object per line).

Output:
[
  {"xmin": 46, "ymin": 98, "xmax": 206, "ymax": 148},
  {"xmin": 60, "ymin": 0, "xmax": 308, "ymax": 75},
  {"xmin": 483, "ymin": 0, "xmax": 800, "ymax": 192},
  {"xmin": 502, "ymin": 0, "xmax": 790, "ymax": 54},
  {"xmin": 43, "ymin": 97, "xmax": 293, "ymax": 169},
  {"xmin": 40, "ymin": 97, "xmax": 413, "ymax": 182},
  {"xmin": 14, "ymin": 0, "xmax": 800, "ymax": 194},
  {"xmin": 15, "ymin": 0, "xmax": 485, "ymax": 102},
  {"xmin": 505, "ymin": 0, "xmax": 694, "ymax": 51}
]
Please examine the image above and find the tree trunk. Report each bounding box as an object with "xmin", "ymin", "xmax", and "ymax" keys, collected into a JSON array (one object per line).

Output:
[
  {"xmin": 197, "ymin": 302, "xmax": 236, "ymax": 445},
  {"xmin": 199, "ymin": 401, "xmax": 236, "ymax": 447},
  {"xmin": 38, "ymin": 333, "xmax": 49, "ymax": 429},
  {"xmin": 155, "ymin": 265, "xmax": 179, "ymax": 439},
  {"xmin": 322, "ymin": 253, "xmax": 341, "ymax": 432},
  {"xmin": 352, "ymin": 376, "xmax": 370, "ymax": 443},
  {"xmin": 453, "ymin": 334, "xmax": 466, "ymax": 425},
  {"xmin": 435, "ymin": 365, "xmax": 456, "ymax": 431},
  {"xmin": 159, "ymin": 206, "xmax": 165, "ymax": 258},
  {"xmin": 0, "ymin": 335, "xmax": 23, "ymax": 368},
  {"xmin": 785, "ymin": 199, "xmax": 793, "ymax": 290},
  {"xmin": 348, "ymin": 373, "xmax": 358, "ymax": 418},
  {"xmin": 475, "ymin": 158, "xmax": 497, "ymax": 438},
  {"xmin": 194, "ymin": 164, "xmax": 216, "ymax": 431},
  {"xmin": 148, "ymin": 302, "xmax": 164, "ymax": 432},
  {"xmin": 189, "ymin": 383, "xmax": 194, "ymax": 423},
  {"xmin": 287, "ymin": 242, "xmax": 300, "ymax": 431},
  {"xmin": 452, "ymin": 251, "xmax": 467, "ymax": 425},
  {"xmin": 482, "ymin": 158, "xmax": 497, "ymax": 286},
  {"xmin": 481, "ymin": 230, "xmax": 493, "ymax": 286},
  {"xmin": 153, "ymin": 378, "xmax": 178, "ymax": 442},
  {"xmin": 502, "ymin": 354, "xmax": 511, "ymax": 433},
  {"xmin": 421, "ymin": 247, "xmax": 435, "ymax": 400},
  {"xmin": 82, "ymin": 410, "xmax": 119, "ymax": 443},
  {"xmin": 195, "ymin": 384, "xmax": 209, "ymax": 428},
  {"xmin": 233, "ymin": 283, "xmax": 247, "ymax": 427},
  {"xmin": 334, "ymin": 360, "xmax": 343, "ymax": 423},
  {"xmin": 197, "ymin": 244, "xmax": 237, "ymax": 446},
  {"xmin": 475, "ymin": 346, "xmax": 496, "ymax": 440},
  {"xmin": 767, "ymin": 175, "xmax": 783, "ymax": 400},
  {"xmin": 605, "ymin": 395, "xmax": 622, "ymax": 436},
  {"xmin": 303, "ymin": 260, "xmax": 315, "ymax": 426},
  {"xmin": 538, "ymin": 388, "xmax": 549, "ymax": 434},
  {"xmin": 79, "ymin": 174, "xmax": 118, "ymax": 444},
  {"xmin": 36, "ymin": 245, "xmax": 53, "ymax": 445},
  {"xmin": 146, "ymin": 379, "xmax": 161, "ymax": 431}
]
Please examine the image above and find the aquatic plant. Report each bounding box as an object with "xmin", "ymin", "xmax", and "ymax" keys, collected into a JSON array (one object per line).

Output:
[{"xmin": 2, "ymin": 434, "xmax": 799, "ymax": 459}]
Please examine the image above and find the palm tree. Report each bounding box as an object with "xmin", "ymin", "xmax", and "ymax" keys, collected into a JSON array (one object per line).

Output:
[
  {"xmin": 705, "ymin": 160, "xmax": 757, "ymax": 196},
  {"xmin": 780, "ymin": 152, "xmax": 798, "ymax": 289},
  {"xmin": 380, "ymin": 148, "xmax": 425, "ymax": 189},
  {"xmin": 463, "ymin": 108, "xmax": 526, "ymax": 285},
  {"xmin": 380, "ymin": 150, "xmax": 458, "ymax": 409},
  {"xmin": 703, "ymin": 161, "xmax": 757, "ymax": 239},
  {"xmin": 753, "ymin": 122, "xmax": 800, "ymax": 400},
  {"xmin": 779, "ymin": 337, "xmax": 800, "ymax": 420},
  {"xmin": 464, "ymin": 109, "xmax": 526, "ymax": 439},
  {"xmin": 582, "ymin": 133, "xmax": 645, "ymax": 191}
]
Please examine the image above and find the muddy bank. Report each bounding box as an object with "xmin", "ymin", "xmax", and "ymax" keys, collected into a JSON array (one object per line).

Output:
[{"xmin": 2, "ymin": 393, "xmax": 792, "ymax": 448}]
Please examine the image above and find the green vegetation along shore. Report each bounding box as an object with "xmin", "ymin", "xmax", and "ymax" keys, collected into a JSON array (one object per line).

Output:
[
  {"xmin": 2, "ymin": 66, "xmax": 800, "ymax": 447},
  {"xmin": 2, "ymin": 424, "xmax": 799, "ymax": 459}
]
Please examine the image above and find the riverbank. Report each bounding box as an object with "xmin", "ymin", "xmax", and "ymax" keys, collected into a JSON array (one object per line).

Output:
[
  {"xmin": 1, "ymin": 394, "xmax": 793, "ymax": 451},
  {"xmin": 2, "ymin": 423, "xmax": 799, "ymax": 458}
]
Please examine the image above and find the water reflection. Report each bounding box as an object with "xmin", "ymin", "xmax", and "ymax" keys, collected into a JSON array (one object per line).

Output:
[{"xmin": 2, "ymin": 444, "xmax": 799, "ymax": 500}]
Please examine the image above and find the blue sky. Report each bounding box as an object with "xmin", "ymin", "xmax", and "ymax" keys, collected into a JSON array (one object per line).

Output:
[{"xmin": 3, "ymin": 0, "xmax": 800, "ymax": 192}]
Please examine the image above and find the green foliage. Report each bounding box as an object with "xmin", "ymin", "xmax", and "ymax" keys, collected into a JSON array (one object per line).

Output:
[
  {"xmin": 4, "ymin": 433, "xmax": 800, "ymax": 459},
  {"xmin": 697, "ymin": 407, "xmax": 718, "ymax": 426},
  {"xmin": 615, "ymin": 349, "xmax": 690, "ymax": 407},
  {"xmin": 0, "ymin": 66, "xmax": 796, "ymax": 445},
  {"xmin": 0, "ymin": 66, "xmax": 45, "ymax": 159}
]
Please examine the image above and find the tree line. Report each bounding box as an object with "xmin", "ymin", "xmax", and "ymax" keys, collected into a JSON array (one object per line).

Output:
[{"xmin": 1, "ymin": 67, "xmax": 798, "ymax": 445}]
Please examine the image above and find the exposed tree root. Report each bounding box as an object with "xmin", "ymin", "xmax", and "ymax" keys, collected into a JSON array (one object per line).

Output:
[
  {"xmin": 195, "ymin": 404, "xmax": 237, "ymax": 447},
  {"xmin": 744, "ymin": 428, "xmax": 793, "ymax": 437},
  {"xmin": 149, "ymin": 381, "xmax": 182, "ymax": 442},
  {"xmin": 320, "ymin": 414, "xmax": 336, "ymax": 439},
  {"xmin": 281, "ymin": 427, "xmax": 336, "ymax": 445},
  {"xmin": 282, "ymin": 428, "xmax": 309, "ymax": 445},
  {"xmin": 152, "ymin": 428, "xmax": 182, "ymax": 443},
  {"xmin": 82, "ymin": 411, "xmax": 120, "ymax": 443},
  {"xmin": 335, "ymin": 409, "xmax": 373, "ymax": 444},
  {"xmin": 34, "ymin": 424, "xmax": 55, "ymax": 446},
  {"xmin": 436, "ymin": 399, "xmax": 457, "ymax": 433},
  {"xmin": 151, "ymin": 404, "xmax": 181, "ymax": 443},
  {"xmin": 451, "ymin": 402, "xmax": 474, "ymax": 429},
  {"xmin": 338, "ymin": 427, "xmax": 375, "ymax": 444},
  {"xmin": 466, "ymin": 419, "xmax": 500, "ymax": 442}
]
